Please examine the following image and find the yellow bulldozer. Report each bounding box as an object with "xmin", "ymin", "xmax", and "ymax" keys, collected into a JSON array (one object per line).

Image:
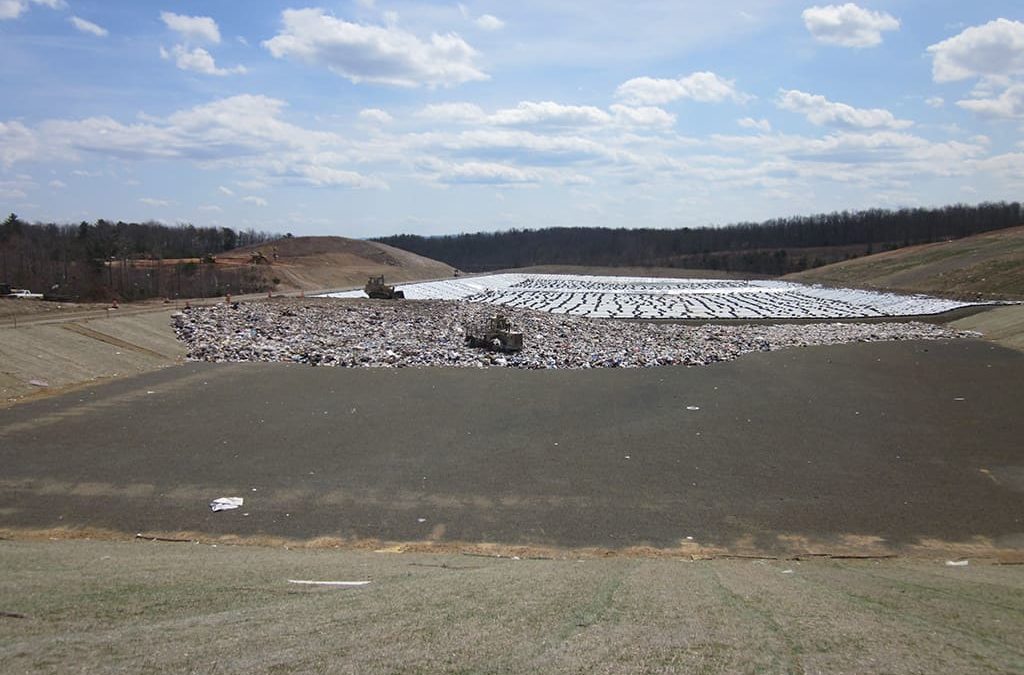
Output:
[{"xmin": 364, "ymin": 275, "xmax": 405, "ymax": 299}]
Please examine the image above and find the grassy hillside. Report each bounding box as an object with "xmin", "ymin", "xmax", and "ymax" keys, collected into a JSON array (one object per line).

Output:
[
  {"xmin": 219, "ymin": 235, "xmax": 456, "ymax": 292},
  {"xmin": 785, "ymin": 225, "xmax": 1024, "ymax": 301}
]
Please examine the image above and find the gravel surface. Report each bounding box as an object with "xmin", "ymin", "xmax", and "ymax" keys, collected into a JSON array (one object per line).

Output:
[{"xmin": 171, "ymin": 298, "xmax": 975, "ymax": 369}]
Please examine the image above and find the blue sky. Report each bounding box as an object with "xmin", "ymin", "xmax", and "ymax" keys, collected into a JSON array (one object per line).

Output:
[{"xmin": 1, "ymin": 1, "xmax": 1023, "ymax": 237}]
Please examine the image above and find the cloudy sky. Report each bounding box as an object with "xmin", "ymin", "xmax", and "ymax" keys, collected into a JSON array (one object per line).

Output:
[{"xmin": 2, "ymin": 1, "xmax": 1023, "ymax": 237}]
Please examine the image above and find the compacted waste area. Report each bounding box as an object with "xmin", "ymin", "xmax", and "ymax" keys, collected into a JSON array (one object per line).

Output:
[{"xmin": 172, "ymin": 296, "xmax": 971, "ymax": 369}]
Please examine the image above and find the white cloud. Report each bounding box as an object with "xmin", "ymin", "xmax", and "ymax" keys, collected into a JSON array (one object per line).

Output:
[
  {"xmin": 242, "ymin": 195, "xmax": 267, "ymax": 206},
  {"xmin": 428, "ymin": 160, "xmax": 541, "ymax": 185},
  {"xmin": 610, "ymin": 104, "xmax": 676, "ymax": 128},
  {"xmin": 777, "ymin": 89, "xmax": 912, "ymax": 129},
  {"xmin": 419, "ymin": 100, "xmax": 673, "ymax": 130},
  {"xmin": 475, "ymin": 14, "xmax": 504, "ymax": 31},
  {"xmin": 160, "ymin": 11, "xmax": 220, "ymax": 44},
  {"xmin": 415, "ymin": 128, "xmax": 623, "ymax": 165},
  {"xmin": 925, "ymin": 96, "xmax": 945, "ymax": 108},
  {"xmin": 198, "ymin": 204, "xmax": 222, "ymax": 212},
  {"xmin": 927, "ymin": 19, "xmax": 1024, "ymax": 83},
  {"xmin": 418, "ymin": 102, "xmax": 486, "ymax": 123},
  {"xmin": 956, "ymin": 83, "xmax": 1024, "ymax": 119},
  {"xmin": 0, "ymin": 1, "xmax": 24, "ymax": 20},
  {"xmin": 262, "ymin": 8, "xmax": 487, "ymax": 88},
  {"xmin": 22, "ymin": 95, "xmax": 383, "ymax": 189},
  {"xmin": 69, "ymin": 16, "xmax": 107, "ymax": 37},
  {"xmin": 0, "ymin": 120, "xmax": 38, "ymax": 166},
  {"xmin": 48, "ymin": 179, "xmax": 66, "ymax": 188},
  {"xmin": 738, "ymin": 117, "xmax": 772, "ymax": 132},
  {"xmin": 0, "ymin": 178, "xmax": 32, "ymax": 199},
  {"xmin": 160, "ymin": 44, "xmax": 246, "ymax": 76},
  {"xmin": 235, "ymin": 179, "xmax": 268, "ymax": 191},
  {"xmin": 218, "ymin": 185, "xmax": 234, "ymax": 196},
  {"xmin": 802, "ymin": 3, "xmax": 899, "ymax": 48},
  {"xmin": 359, "ymin": 108, "xmax": 393, "ymax": 125},
  {"xmin": 139, "ymin": 197, "xmax": 169, "ymax": 207},
  {"xmin": 616, "ymin": 72, "xmax": 752, "ymax": 105},
  {"xmin": 1, "ymin": 0, "xmax": 62, "ymax": 20},
  {"xmin": 489, "ymin": 101, "xmax": 612, "ymax": 126}
]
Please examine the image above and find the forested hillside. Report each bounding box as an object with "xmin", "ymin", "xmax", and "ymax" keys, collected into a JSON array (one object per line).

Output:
[
  {"xmin": 376, "ymin": 203, "xmax": 1023, "ymax": 274},
  {"xmin": 0, "ymin": 215, "xmax": 277, "ymax": 300}
]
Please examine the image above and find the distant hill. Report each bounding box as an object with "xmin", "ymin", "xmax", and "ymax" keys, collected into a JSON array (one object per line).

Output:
[
  {"xmin": 375, "ymin": 202, "xmax": 1023, "ymax": 275},
  {"xmin": 221, "ymin": 236, "xmax": 456, "ymax": 292},
  {"xmin": 785, "ymin": 226, "xmax": 1024, "ymax": 301}
]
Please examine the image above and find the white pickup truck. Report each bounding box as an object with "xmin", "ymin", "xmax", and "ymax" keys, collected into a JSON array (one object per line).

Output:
[{"xmin": 8, "ymin": 289, "xmax": 44, "ymax": 299}]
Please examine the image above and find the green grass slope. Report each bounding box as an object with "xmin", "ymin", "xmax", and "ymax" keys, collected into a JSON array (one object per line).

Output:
[{"xmin": 785, "ymin": 225, "xmax": 1024, "ymax": 301}]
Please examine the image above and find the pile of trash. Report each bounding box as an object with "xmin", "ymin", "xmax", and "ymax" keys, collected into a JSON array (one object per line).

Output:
[{"xmin": 171, "ymin": 298, "xmax": 975, "ymax": 370}]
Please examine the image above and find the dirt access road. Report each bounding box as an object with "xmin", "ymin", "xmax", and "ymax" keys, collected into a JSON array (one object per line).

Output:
[{"xmin": 1, "ymin": 338, "xmax": 1021, "ymax": 558}]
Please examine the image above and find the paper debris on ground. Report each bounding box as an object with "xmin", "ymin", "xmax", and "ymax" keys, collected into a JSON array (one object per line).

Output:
[
  {"xmin": 287, "ymin": 580, "xmax": 371, "ymax": 586},
  {"xmin": 209, "ymin": 497, "xmax": 244, "ymax": 512}
]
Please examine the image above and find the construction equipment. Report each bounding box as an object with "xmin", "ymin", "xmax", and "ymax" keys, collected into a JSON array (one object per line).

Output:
[
  {"xmin": 464, "ymin": 313, "xmax": 524, "ymax": 352},
  {"xmin": 364, "ymin": 275, "xmax": 405, "ymax": 299}
]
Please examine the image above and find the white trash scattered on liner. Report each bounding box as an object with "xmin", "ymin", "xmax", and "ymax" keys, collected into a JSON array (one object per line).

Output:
[
  {"xmin": 781, "ymin": 569, "xmax": 795, "ymax": 574},
  {"xmin": 287, "ymin": 580, "xmax": 371, "ymax": 587},
  {"xmin": 686, "ymin": 406, "xmax": 700, "ymax": 411},
  {"xmin": 321, "ymin": 273, "xmax": 982, "ymax": 319},
  {"xmin": 209, "ymin": 497, "xmax": 244, "ymax": 512},
  {"xmin": 945, "ymin": 559, "xmax": 969, "ymax": 567},
  {"xmin": 28, "ymin": 379, "xmax": 49, "ymax": 387}
]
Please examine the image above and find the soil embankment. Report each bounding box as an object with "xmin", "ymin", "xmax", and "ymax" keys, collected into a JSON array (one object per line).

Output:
[
  {"xmin": 223, "ymin": 235, "xmax": 456, "ymax": 292},
  {"xmin": 785, "ymin": 225, "xmax": 1024, "ymax": 301}
]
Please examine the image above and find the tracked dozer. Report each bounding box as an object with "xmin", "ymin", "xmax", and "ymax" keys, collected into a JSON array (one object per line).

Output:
[
  {"xmin": 364, "ymin": 275, "xmax": 405, "ymax": 299},
  {"xmin": 464, "ymin": 313, "xmax": 524, "ymax": 352}
]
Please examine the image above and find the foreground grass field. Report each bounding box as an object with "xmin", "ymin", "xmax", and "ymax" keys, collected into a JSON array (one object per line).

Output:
[{"xmin": 1, "ymin": 540, "xmax": 1021, "ymax": 674}]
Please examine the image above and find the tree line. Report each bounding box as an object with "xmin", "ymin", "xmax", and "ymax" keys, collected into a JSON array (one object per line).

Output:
[
  {"xmin": 0, "ymin": 216, "xmax": 278, "ymax": 301},
  {"xmin": 375, "ymin": 202, "xmax": 1023, "ymax": 274}
]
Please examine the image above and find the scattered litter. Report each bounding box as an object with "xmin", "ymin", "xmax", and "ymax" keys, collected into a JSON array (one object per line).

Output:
[
  {"xmin": 0, "ymin": 611, "xmax": 28, "ymax": 619},
  {"xmin": 953, "ymin": 397, "xmax": 965, "ymax": 401},
  {"xmin": 624, "ymin": 455, "xmax": 631, "ymax": 460},
  {"xmin": 946, "ymin": 560, "xmax": 969, "ymax": 567},
  {"xmin": 242, "ymin": 512, "xmax": 250, "ymax": 517},
  {"xmin": 146, "ymin": 390, "xmax": 156, "ymax": 394},
  {"xmin": 287, "ymin": 580, "xmax": 370, "ymax": 587},
  {"xmin": 28, "ymin": 379, "xmax": 49, "ymax": 387},
  {"xmin": 685, "ymin": 536, "xmax": 694, "ymax": 540},
  {"xmin": 781, "ymin": 569, "xmax": 794, "ymax": 574},
  {"xmin": 209, "ymin": 497, "xmax": 243, "ymax": 512},
  {"xmin": 686, "ymin": 405, "xmax": 700, "ymax": 411},
  {"xmin": 135, "ymin": 533, "xmax": 194, "ymax": 543},
  {"xmin": 417, "ymin": 517, "xmax": 427, "ymax": 523}
]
